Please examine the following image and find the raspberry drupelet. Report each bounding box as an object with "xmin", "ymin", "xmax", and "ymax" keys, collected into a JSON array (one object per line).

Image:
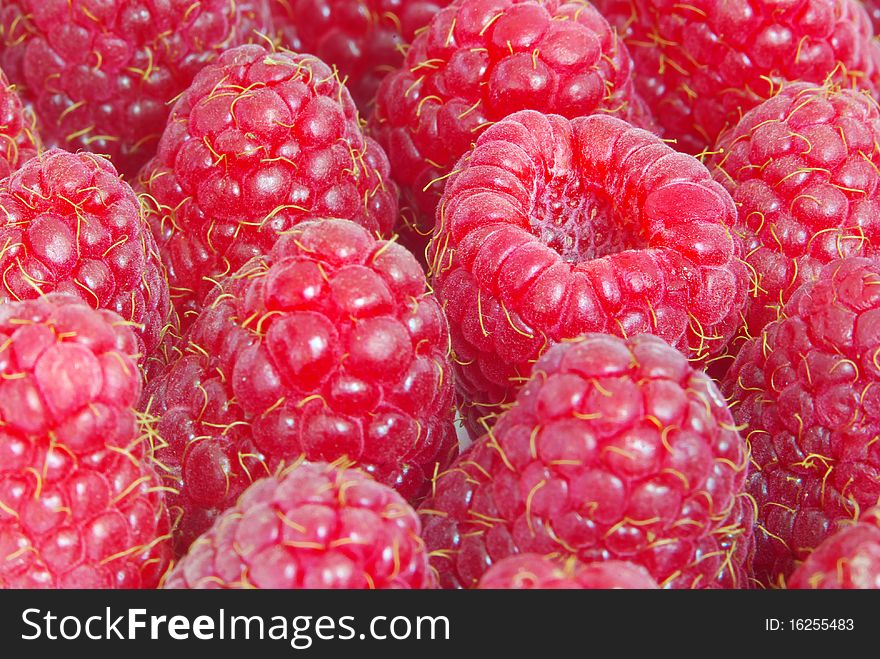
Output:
[
  {"xmin": 597, "ymin": 0, "xmax": 880, "ymax": 155},
  {"xmin": 0, "ymin": 67, "xmax": 38, "ymax": 179},
  {"xmin": 430, "ymin": 109, "xmax": 746, "ymax": 431},
  {"xmin": 138, "ymin": 44, "xmax": 398, "ymax": 324},
  {"xmin": 146, "ymin": 219, "xmax": 457, "ymax": 553},
  {"xmin": 0, "ymin": 294, "xmax": 172, "ymax": 588},
  {"xmin": 0, "ymin": 0, "xmax": 270, "ymax": 179},
  {"xmin": 0, "ymin": 149, "xmax": 175, "ymax": 364},
  {"xmin": 788, "ymin": 507, "xmax": 880, "ymax": 589},
  {"xmin": 710, "ymin": 82, "xmax": 880, "ymax": 346},
  {"xmin": 722, "ymin": 257, "xmax": 880, "ymax": 588},
  {"xmin": 477, "ymin": 554, "xmax": 660, "ymax": 588},
  {"xmin": 268, "ymin": 0, "xmax": 452, "ymax": 111},
  {"xmin": 163, "ymin": 461, "xmax": 435, "ymax": 589},
  {"xmin": 372, "ymin": 0, "xmax": 654, "ymax": 247},
  {"xmin": 419, "ymin": 333, "xmax": 754, "ymax": 589}
]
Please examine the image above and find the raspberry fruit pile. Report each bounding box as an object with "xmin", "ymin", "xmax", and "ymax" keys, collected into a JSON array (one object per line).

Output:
[
  {"xmin": 138, "ymin": 44, "xmax": 397, "ymax": 322},
  {"xmin": 147, "ymin": 219, "xmax": 457, "ymax": 552},
  {"xmin": 1, "ymin": 0, "xmax": 879, "ymax": 592}
]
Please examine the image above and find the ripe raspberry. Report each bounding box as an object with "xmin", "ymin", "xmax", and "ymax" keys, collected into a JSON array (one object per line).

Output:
[
  {"xmin": 598, "ymin": 0, "xmax": 880, "ymax": 155},
  {"xmin": 163, "ymin": 461, "xmax": 435, "ymax": 588},
  {"xmin": 138, "ymin": 44, "xmax": 398, "ymax": 323},
  {"xmin": 146, "ymin": 219, "xmax": 457, "ymax": 552},
  {"xmin": 372, "ymin": 0, "xmax": 654, "ymax": 243},
  {"xmin": 0, "ymin": 149, "xmax": 175, "ymax": 363},
  {"xmin": 788, "ymin": 507, "xmax": 880, "ymax": 589},
  {"xmin": 710, "ymin": 82, "xmax": 880, "ymax": 343},
  {"xmin": 268, "ymin": 0, "xmax": 452, "ymax": 111},
  {"xmin": 721, "ymin": 257, "xmax": 880, "ymax": 588},
  {"xmin": 0, "ymin": 0, "xmax": 269, "ymax": 179},
  {"xmin": 431, "ymin": 110, "xmax": 746, "ymax": 430},
  {"xmin": 477, "ymin": 554, "xmax": 659, "ymax": 588},
  {"xmin": 0, "ymin": 294, "xmax": 171, "ymax": 588},
  {"xmin": 0, "ymin": 67, "xmax": 38, "ymax": 179},
  {"xmin": 419, "ymin": 333, "xmax": 753, "ymax": 589}
]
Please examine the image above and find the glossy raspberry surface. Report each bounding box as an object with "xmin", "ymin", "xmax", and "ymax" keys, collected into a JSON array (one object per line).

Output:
[
  {"xmin": 598, "ymin": 0, "xmax": 880, "ymax": 155},
  {"xmin": 373, "ymin": 0, "xmax": 653, "ymax": 241},
  {"xmin": 477, "ymin": 553, "xmax": 659, "ymax": 588},
  {"xmin": 269, "ymin": 0, "xmax": 451, "ymax": 110},
  {"xmin": 419, "ymin": 333, "xmax": 753, "ymax": 589},
  {"xmin": 0, "ymin": 67, "xmax": 38, "ymax": 179},
  {"xmin": 0, "ymin": 295, "xmax": 171, "ymax": 588},
  {"xmin": 0, "ymin": 0, "xmax": 269, "ymax": 179},
  {"xmin": 139, "ymin": 44, "xmax": 398, "ymax": 323},
  {"xmin": 146, "ymin": 219, "xmax": 457, "ymax": 552},
  {"xmin": 431, "ymin": 110, "xmax": 746, "ymax": 429},
  {"xmin": 163, "ymin": 461, "xmax": 435, "ymax": 588},
  {"xmin": 788, "ymin": 507, "xmax": 880, "ymax": 589},
  {"xmin": 0, "ymin": 149, "xmax": 174, "ymax": 362},
  {"xmin": 711, "ymin": 82, "xmax": 880, "ymax": 342},
  {"xmin": 722, "ymin": 257, "xmax": 880, "ymax": 588}
]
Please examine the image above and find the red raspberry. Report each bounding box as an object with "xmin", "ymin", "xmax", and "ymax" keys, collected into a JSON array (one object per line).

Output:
[
  {"xmin": 788, "ymin": 507, "xmax": 880, "ymax": 589},
  {"xmin": 0, "ymin": 0, "xmax": 269, "ymax": 179},
  {"xmin": 431, "ymin": 110, "xmax": 746, "ymax": 431},
  {"xmin": 419, "ymin": 333, "xmax": 753, "ymax": 589},
  {"xmin": 372, "ymin": 0, "xmax": 654, "ymax": 245},
  {"xmin": 0, "ymin": 149, "xmax": 175, "ymax": 363},
  {"xmin": 721, "ymin": 257, "xmax": 880, "ymax": 588},
  {"xmin": 710, "ymin": 82, "xmax": 880, "ymax": 344},
  {"xmin": 598, "ymin": 0, "xmax": 880, "ymax": 155},
  {"xmin": 146, "ymin": 219, "xmax": 457, "ymax": 552},
  {"xmin": 138, "ymin": 44, "xmax": 398, "ymax": 323},
  {"xmin": 477, "ymin": 554, "xmax": 659, "ymax": 588},
  {"xmin": 163, "ymin": 461, "xmax": 435, "ymax": 588},
  {"xmin": 0, "ymin": 67, "xmax": 38, "ymax": 179},
  {"xmin": 268, "ymin": 0, "xmax": 452, "ymax": 111},
  {"xmin": 0, "ymin": 294, "xmax": 171, "ymax": 588}
]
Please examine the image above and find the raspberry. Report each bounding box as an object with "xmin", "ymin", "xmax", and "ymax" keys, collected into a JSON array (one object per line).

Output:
[
  {"xmin": 0, "ymin": 294, "xmax": 171, "ymax": 588},
  {"xmin": 0, "ymin": 149, "xmax": 175, "ymax": 363},
  {"xmin": 372, "ymin": 0, "xmax": 654, "ymax": 245},
  {"xmin": 419, "ymin": 333, "xmax": 753, "ymax": 589},
  {"xmin": 0, "ymin": 67, "xmax": 38, "ymax": 179},
  {"xmin": 598, "ymin": 0, "xmax": 880, "ymax": 155},
  {"xmin": 710, "ymin": 82, "xmax": 880, "ymax": 344},
  {"xmin": 0, "ymin": 0, "xmax": 269, "ymax": 179},
  {"xmin": 721, "ymin": 257, "xmax": 880, "ymax": 588},
  {"xmin": 146, "ymin": 219, "xmax": 457, "ymax": 552},
  {"xmin": 268, "ymin": 0, "xmax": 452, "ymax": 111},
  {"xmin": 430, "ymin": 110, "xmax": 746, "ymax": 430},
  {"xmin": 477, "ymin": 554, "xmax": 659, "ymax": 588},
  {"xmin": 138, "ymin": 44, "xmax": 398, "ymax": 323},
  {"xmin": 163, "ymin": 461, "xmax": 435, "ymax": 588},
  {"xmin": 788, "ymin": 507, "xmax": 880, "ymax": 589}
]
